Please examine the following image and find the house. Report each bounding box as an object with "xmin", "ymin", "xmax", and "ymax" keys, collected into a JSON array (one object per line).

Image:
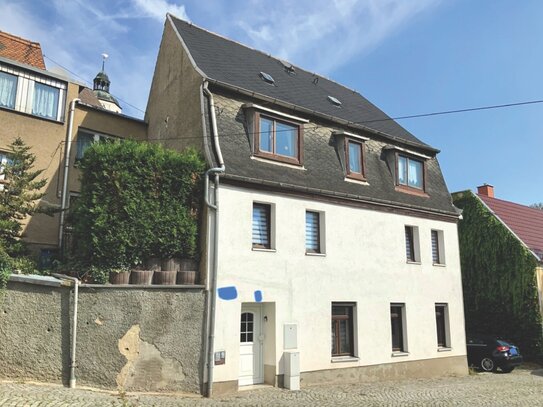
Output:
[
  {"xmin": 452, "ymin": 185, "xmax": 543, "ymax": 356},
  {"xmin": 0, "ymin": 31, "xmax": 147, "ymax": 261},
  {"xmin": 146, "ymin": 14, "xmax": 468, "ymax": 395}
]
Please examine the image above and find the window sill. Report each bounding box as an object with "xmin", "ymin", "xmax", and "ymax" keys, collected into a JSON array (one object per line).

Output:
[
  {"xmin": 437, "ymin": 347, "xmax": 452, "ymax": 352},
  {"xmin": 395, "ymin": 185, "xmax": 429, "ymax": 197},
  {"xmin": 331, "ymin": 356, "xmax": 359, "ymax": 363},
  {"xmin": 0, "ymin": 105, "xmax": 64, "ymax": 124},
  {"xmin": 406, "ymin": 261, "xmax": 421, "ymax": 265},
  {"xmin": 391, "ymin": 352, "xmax": 409, "ymax": 357},
  {"xmin": 252, "ymin": 248, "xmax": 276, "ymax": 253},
  {"xmin": 252, "ymin": 154, "xmax": 303, "ymax": 168},
  {"xmin": 305, "ymin": 252, "xmax": 326, "ymax": 257},
  {"xmin": 344, "ymin": 177, "xmax": 369, "ymax": 186},
  {"xmin": 432, "ymin": 263, "xmax": 446, "ymax": 267}
]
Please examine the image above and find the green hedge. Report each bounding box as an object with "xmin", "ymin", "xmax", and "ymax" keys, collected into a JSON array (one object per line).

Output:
[
  {"xmin": 454, "ymin": 192, "xmax": 542, "ymax": 357},
  {"xmin": 72, "ymin": 140, "xmax": 205, "ymax": 269}
]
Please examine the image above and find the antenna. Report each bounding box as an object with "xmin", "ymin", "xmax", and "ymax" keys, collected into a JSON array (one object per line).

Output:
[{"xmin": 101, "ymin": 53, "xmax": 109, "ymax": 71}]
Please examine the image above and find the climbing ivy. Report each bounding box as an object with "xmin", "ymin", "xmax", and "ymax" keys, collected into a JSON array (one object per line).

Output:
[{"xmin": 454, "ymin": 192, "xmax": 542, "ymax": 357}]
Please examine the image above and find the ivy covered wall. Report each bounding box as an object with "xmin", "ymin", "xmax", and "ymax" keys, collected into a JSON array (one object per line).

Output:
[{"xmin": 453, "ymin": 191, "xmax": 542, "ymax": 357}]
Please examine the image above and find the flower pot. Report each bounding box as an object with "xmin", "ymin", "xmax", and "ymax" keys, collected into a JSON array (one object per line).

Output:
[
  {"xmin": 177, "ymin": 270, "xmax": 197, "ymax": 285},
  {"xmin": 161, "ymin": 257, "xmax": 181, "ymax": 272},
  {"xmin": 130, "ymin": 270, "xmax": 154, "ymax": 285},
  {"xmin": 109, "ymin": 271, "xmax": 131, "ymax": 285},
  {"xmin": 179, "ymin": 259, "xmax": 198, "ymax": 272},
  {"xmin": 153, "ymin": 270, "xmax": 177, "ymax": 285},
  {"xmin": 145, "ymin": 258, "xmax": 162, "ymax": 272}
]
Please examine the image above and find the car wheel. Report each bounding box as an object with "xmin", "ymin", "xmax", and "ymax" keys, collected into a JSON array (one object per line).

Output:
[
  {"xmin": 500, "ymin": 367, "xmax": 514, "ymax": 373},
  {"xmin": 480, "ymin": 357, "xmax": 495, "ymax": 372}
]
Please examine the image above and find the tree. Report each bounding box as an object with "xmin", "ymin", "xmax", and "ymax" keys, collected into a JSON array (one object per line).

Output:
[
  {"xmin": 530, "ymin": 202, "xmax": 543, "ymax": 210},
  {"xmin": 0, "ymin": 137, "xmax": 47, "ymax": 257}
]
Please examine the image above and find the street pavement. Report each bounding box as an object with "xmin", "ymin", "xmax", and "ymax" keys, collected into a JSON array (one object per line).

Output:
[{"xmin": 0, "ymin": 366, "xmax": 542, "ymax": 406}]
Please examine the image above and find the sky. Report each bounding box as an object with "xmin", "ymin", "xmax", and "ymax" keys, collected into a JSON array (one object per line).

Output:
[{"xmin": 1, "ymin": 0, "xmax": 541, "ymax": 205}]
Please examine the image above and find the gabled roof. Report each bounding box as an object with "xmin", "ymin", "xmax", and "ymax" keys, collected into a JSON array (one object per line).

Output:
[
  {"xmin": 478, "ymin": 194, "xmax": 543, "ymax": 261},
  {"xmin": 0, "ymin": 31, "xmax": 45, "ymax": 70},
  {"xmin": 169, "ymin": 15, "xmax": 434, "ymax": 152}
]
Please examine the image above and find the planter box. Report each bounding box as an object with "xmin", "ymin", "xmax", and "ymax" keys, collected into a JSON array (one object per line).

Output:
[
  {"xmin": 109, "ymin": 271, "xmax": 131, "ymax": 285},
  {"xmin": 130, "ymin": 270, "xmax": 154, "ymax": 285},
  {"xmin": 177, "ymin": 270, "xmax": 197, "ymax": 285},
  {"xmin": 153, "ymin": 270, "xmax": 177, "ymax": 285}
]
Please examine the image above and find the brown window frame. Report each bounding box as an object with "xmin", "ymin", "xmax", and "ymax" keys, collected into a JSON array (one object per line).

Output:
[
  {"xmin": 435, "ymin": 304, "xmax": 448, "ymax": 348},
  {"xmin": 254, "ymin": 111, "xmax": 303, "ymax": 166},
  {"xmin": 331, "ymin": 303, "xmax": 355, "ymax": 357},
  {"xmin": 345, "ymin": 138, "xmax": 366, "ymax": 181},
  {"xmin": 390, "ymin": 304, "xmax": 405, "ymax": 352},
  {"xmin": 252, "ymin": 203, "xmax": 271, "ymax": 249},
  {"xmin": 395, "ymin": 152, "xmax": 427, "ymax": 195}
]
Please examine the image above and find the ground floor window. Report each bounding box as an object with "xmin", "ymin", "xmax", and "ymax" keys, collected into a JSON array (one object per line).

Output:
[
  {"xmin": 390, "ymin": 304, "xmax": 406, "ymax": 352},
  {"xmin": 331, "ymin": 303, "xmax": 355, "ymax": 357},
  {"xmin": 435, "ymin": 304, "xmax": 449, "ymax": 348}
]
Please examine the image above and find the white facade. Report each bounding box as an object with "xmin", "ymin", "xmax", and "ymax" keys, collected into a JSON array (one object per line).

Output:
[{"xmin": 211, "ymin": 184, "xmax": 467, "ymax": 385}]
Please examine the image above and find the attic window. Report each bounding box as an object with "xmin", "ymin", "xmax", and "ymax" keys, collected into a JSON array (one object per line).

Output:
[
  {"xmin": 327, "ymin": 96, "xmax": 342, "ymax": 107},
  {"xmin": 259, "ymin": 72, "xmax": 275, "ymax": 85}
]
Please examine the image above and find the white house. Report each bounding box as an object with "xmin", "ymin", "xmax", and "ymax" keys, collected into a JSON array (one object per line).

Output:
[{"xmin": 146, "ymin": 14, "xmax": 468, "ymax": 395}]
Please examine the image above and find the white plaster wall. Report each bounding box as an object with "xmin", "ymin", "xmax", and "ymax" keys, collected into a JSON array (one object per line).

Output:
[{"xmin": 212, "ymin": 184, "xmax": 466, "ymax": 383}]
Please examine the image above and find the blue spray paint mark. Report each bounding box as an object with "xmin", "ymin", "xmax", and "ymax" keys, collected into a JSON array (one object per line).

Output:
[
  {"xmin": 254, "ymin": 290, "xmax": 263, "ymax": 302},
  {"xmin": 218, "ymin": 286, "xmax": 238, "ymax": 300}
]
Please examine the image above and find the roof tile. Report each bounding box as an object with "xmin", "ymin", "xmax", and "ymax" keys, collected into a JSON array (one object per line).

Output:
[{"xmin": 0, "ymin": 31, "xmax": 45, "ymax": 69}]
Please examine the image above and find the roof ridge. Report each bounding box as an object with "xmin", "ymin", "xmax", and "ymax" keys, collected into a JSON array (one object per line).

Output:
[
  {"xmin": 478, "ymin": 193, "xmax": 543, "ymax": 216},
  {"xmin": 167, "ymin": 14, "xmax": 363, "ymax": 96},
  {"xmin": 0, "ymin": 31, "xmax": 41, "ymax": 48}
]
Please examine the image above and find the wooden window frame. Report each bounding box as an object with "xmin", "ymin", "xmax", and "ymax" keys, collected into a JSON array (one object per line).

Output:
[
  {"xmin": 345, "ymin": 138, "xmax": 366, "ymax": 181},
  {"xmin": 252, "ymin": 203, "xmax": 271, "ymax": 249},
  {"xmin": 331, "ymin": 303, "xmax": 355, "ymax": 357},
  {"xmin": 435, "ymin": 304, "xmax": 449, "ymax": 348},
  {"xmin": 305, "ymin": 210, "xmax": 321, "ymax": 254},
  {"xmin": 395, "ymin": 153, "xmax": 427, "ymax": 195},
  {"xmin": 390, "ymin": 304, "xmax": 406, "ymax": 352},
  {"xmin": 254, "ymin": 111, "xmax": 303, "ymax": 166}
]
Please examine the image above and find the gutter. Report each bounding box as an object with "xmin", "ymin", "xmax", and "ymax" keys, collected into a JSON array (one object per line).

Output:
[
  {"xmin": 202, "ymin": 81, "xmax": 225, "ymax": 398},
  {"xmin": 51, "ymin": 273, "xmax": 80, "ymax": 389},
  {"xmin": 58, "ymin": 98, "xmax": 80, "ymax": 250}
]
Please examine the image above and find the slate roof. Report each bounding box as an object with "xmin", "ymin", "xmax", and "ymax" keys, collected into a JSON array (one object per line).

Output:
[
  {"xmin": 0, "ymin": 31, "xmax": 45, "ymax": 70},
  {"xmin": 478, "ymin": 194, "xmax": 543, "ymax": 260},
  {"xmin": 78, "ymin": 87, "xmax": 103, "ymax": 108},
  {"xmin": 170, "ymin": 16, "xmax": 433, "ymax": 151}
]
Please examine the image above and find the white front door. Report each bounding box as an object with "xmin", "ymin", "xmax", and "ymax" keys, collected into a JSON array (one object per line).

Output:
[{"xmin": 239, "ymin": 305, "xmax": 263, "ymax": 386}]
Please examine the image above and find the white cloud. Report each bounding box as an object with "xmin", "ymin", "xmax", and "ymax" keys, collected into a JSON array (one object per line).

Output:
[{"xmin": 132, "ymin": 0, "xmax": 189, "ymax": 21}]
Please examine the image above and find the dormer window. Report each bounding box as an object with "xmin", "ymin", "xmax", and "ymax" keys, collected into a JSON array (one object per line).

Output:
[
  {"xmin": 254, "ymin": 112, "xmax": 303, "ymax": 165},
  {"xmin": 345, "ymin": 138, "xmax": 365, "ymax": 180},
  {"xmin": 397, "ymin": 155, "xmax": 424, "ymax": 190}
]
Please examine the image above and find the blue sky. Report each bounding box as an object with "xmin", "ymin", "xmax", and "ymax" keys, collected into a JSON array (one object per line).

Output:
[{"xmin": 1, "ymin": 0, "xmax": 541, "ymax": 205}]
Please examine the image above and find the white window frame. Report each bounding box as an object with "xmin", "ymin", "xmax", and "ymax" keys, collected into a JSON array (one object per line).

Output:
[
  {"xmin": 435, "ymin": 303, "xmax": 451, "ymax": 350},
  {"xmin": 75, "ymin": 130, "xmax": 119, "ymax": 161},
  {"xmin": 390, "ymin": 303, "xmax": 408, "ymax": 355},
  {"xmin": 305, "ymin": 210, "xmax": 325, "ymax": 255},
  {"xmin": 431, "ymin": 229, "xmax": 446, "ymax": 265},
  {"xmin": 0, "ymin": 151, "xmax": 11, "ymax": 191},
  {"xmin": 405, "ymin": 225, "xmax": 420, "ymax": 263},
  {"xmin": 252, "ymin": 201, "xmax": 275, "ymax": 251}
]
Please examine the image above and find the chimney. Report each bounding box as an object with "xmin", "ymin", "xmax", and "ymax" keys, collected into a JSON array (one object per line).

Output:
[{"xmin": 477, "ymin": 184, "xmax": 494, "ymax": 198}]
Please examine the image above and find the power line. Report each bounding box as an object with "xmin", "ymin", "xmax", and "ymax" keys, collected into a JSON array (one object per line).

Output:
[{"xmin": 43, "ymin": 54, "xmax": 146, "ymax": 114}]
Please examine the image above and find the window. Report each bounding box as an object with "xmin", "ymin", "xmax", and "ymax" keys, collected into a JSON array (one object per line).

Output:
[
  {"xmin": 331, "ymin": 303, "xmax": 355, "ymax": 357},
  {"xmin": 390, "ymin": 304, "xmax": 406, "ymax": 352},
  {"xmin": 0, "ymin": 152, "xmax": 13, "ymax": 191},
  {"xmin": 32, "ymin": 82, "xmax": 60, "ymax": 120},
  {"xmin": 431, "ymin": 230, "xmax": 445, "ymax": 265},
  {"xmin": 76, "ymin": 131, "xmax": 118, "ymax": 160},
  {"xmin": 0, "ymin": 71, "xmax": 17, "ymax": 109},
  {"xmin": 397, "ymin": 155, "xmax": 424, "ymax": 190},
  {"xmin": 405, "ymin": 225, "xmax": 420, "ymax": 263},
  {"xmin": 346, "ymin": 139, "xmax": 365, "ymax": 180},
  {"xmin": 305, "ymin": 211, "xmax": 322, "ymax": 253},
  {"xmin": 435, "ymin": 304, "xmax": 449, "ymax": 348},
  {"xmin": 252, "ymin": 203, "xmax": 271, "ymax": 249},
  {"xmin": 255, "ymin": 113, "xmax": 302, "ymax": 165},
  {"xmin": 240, "ymin": 312, "xmax": 254, "ymax": 343}
]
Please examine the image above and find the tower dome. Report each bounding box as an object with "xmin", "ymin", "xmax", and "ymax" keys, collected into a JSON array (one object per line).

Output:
[{"xmin": 92, "ymin": 54, "xmax": 121, "ymax": 113}]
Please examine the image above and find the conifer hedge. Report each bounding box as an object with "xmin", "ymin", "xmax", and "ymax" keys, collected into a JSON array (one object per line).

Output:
[
  {"xmin": 72, "ymin": 140, "xmax": 205, "ymax": 271},
  {"xmin": 454, "ymin": 192, "xmax": 542, "ymax": 357}
]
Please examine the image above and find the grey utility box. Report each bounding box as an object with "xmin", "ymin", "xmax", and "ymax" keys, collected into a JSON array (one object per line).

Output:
[{"xmin": 284, "ymin": 351, "xmax": 300, "ymax": 390}]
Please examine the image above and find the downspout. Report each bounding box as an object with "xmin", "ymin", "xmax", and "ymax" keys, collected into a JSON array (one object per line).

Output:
[
  {"xmin": 202, "ymin": 81, "xmax": 225, "ymax": 397},
  {"xmin": 52, "ymin": 273, "xmax": 80, "ymax": 388},
  {"xmin": 58, "ymin": 98, "xmax": 80, "ymax": 251}
]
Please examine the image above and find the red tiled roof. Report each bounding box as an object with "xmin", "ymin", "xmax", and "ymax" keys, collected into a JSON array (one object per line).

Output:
[
  {"xmin": 478, "ymin": 194, "xmax": 543, "ymax": 260},
  {"xmin": 0, "ymin": 31, "xmax": 45, "ymax": 69}
]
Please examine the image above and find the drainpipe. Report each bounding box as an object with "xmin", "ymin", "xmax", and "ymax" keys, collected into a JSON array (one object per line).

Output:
[
  {"xmin": 58, "ymin": 98, "xmax": 80, "ymax": 251},
  {"xmin": 52, "ymin": 273, "xmax": 80, "ymax": 388},
  {"xmin": 202, "ymin": 81, "xmax": 225, "ymax": 397}
]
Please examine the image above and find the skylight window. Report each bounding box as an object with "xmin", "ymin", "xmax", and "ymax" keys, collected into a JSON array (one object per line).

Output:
[
  {"xmin": 327, "ymin": 96, "xmax": 342, "ymax": 107},
  {"xmin": 259, "ymin": 72, "xmax": 275, "ymax": 85}
]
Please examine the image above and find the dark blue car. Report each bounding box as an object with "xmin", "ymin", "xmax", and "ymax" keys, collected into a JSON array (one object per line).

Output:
[{"xmin": 466, "ymin": 334, "xmax": 523, "ymax": 373}]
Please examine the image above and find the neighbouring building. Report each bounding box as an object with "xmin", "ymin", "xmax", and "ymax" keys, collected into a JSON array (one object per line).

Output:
[
  {"xmin": 146, "ymin": 14, "xmax": 468, "ymax": 394},
  {"xmin": 452, "ymin": 185, "xmax": 543, "ymax": 357},
  {"xmin": 0, "ymin": 31, "xmax": 147, "ymax": 261}
]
